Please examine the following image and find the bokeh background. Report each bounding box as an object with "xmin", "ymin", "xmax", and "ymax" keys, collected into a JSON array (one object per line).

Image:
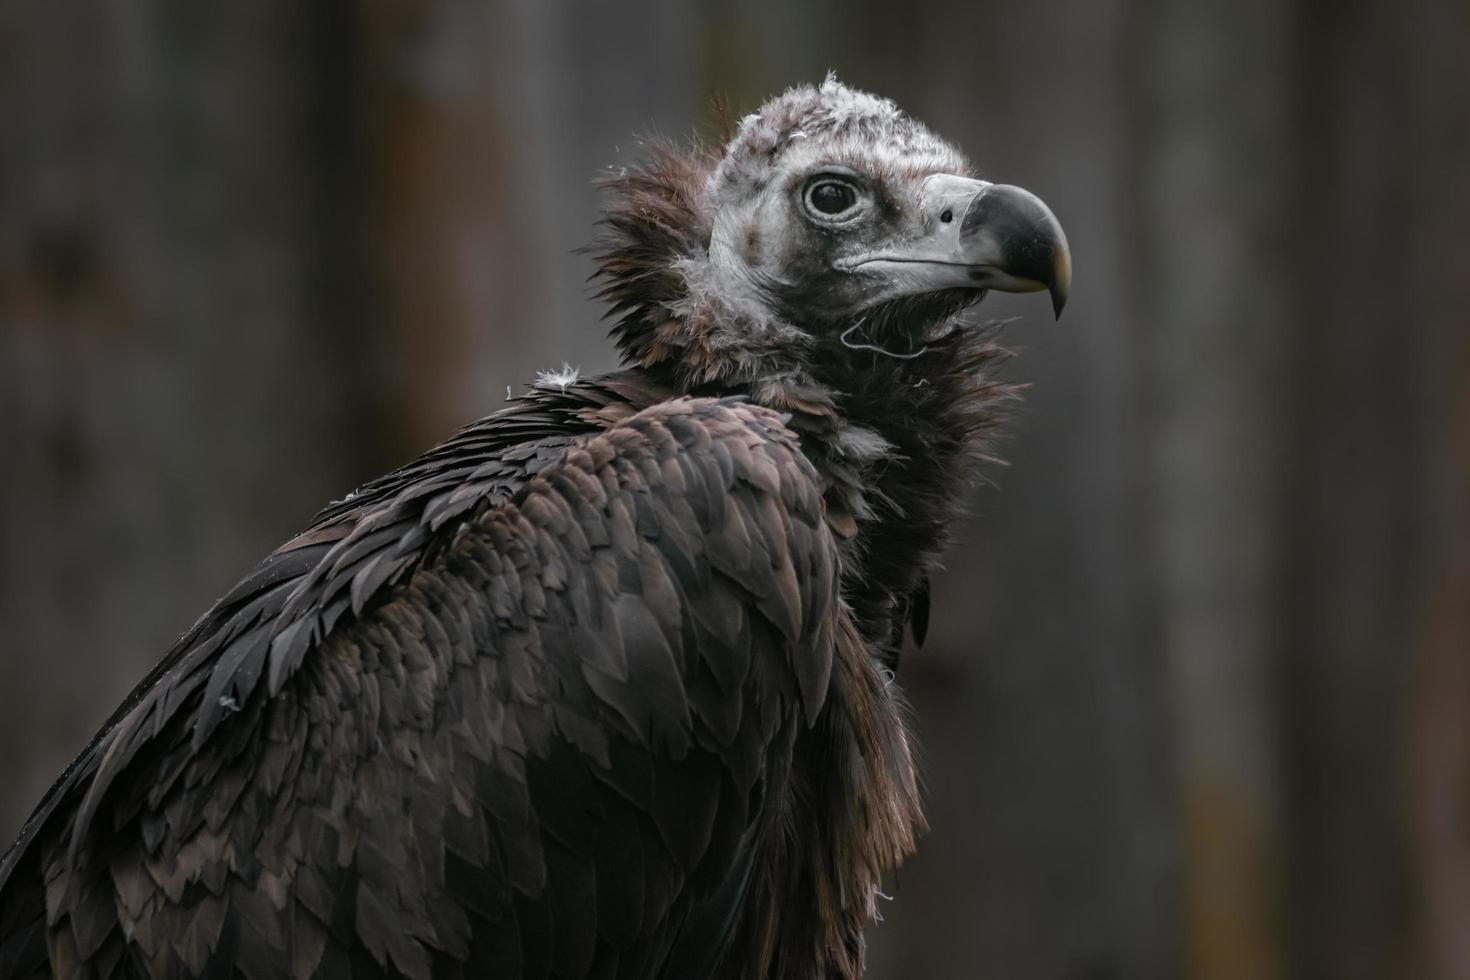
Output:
[{"xmin": 3, "ymin": 2, "xmax": 1468, "ymax": 978}]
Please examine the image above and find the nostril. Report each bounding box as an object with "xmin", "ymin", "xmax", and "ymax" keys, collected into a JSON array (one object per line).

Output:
[{"xmin": 940, "ymin": 209, "xmax": 953, "ymax": 224}]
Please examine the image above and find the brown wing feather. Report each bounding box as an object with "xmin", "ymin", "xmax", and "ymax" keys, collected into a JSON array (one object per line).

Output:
[{"xmin": 1, "ymin": 392, "xmax": 848, "ymax": 980}]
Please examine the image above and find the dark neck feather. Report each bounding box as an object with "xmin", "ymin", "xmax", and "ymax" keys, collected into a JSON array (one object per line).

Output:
[
  {"xmin": 805, "ymin": 324, "xmax": 1015, "ymax": 642},
  {"xmin": 591, "ymin": 140, "xmax": 719, "ymax": 379}
]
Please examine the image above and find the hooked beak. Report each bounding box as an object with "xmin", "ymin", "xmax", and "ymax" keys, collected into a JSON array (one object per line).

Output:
[{"xmin": 839, "ymin": 175, "xmax": 1072, "ymax": 318}]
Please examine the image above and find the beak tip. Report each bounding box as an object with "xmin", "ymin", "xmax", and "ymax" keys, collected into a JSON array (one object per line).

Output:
[{"xmin": 1049, "ymin": 244, "xmax": 1072, "ymax": 320}]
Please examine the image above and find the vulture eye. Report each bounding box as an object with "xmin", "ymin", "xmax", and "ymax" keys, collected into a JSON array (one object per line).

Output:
[{"xmin": 805, "ymin": 177, "xmax": 861, "ymax": 219}]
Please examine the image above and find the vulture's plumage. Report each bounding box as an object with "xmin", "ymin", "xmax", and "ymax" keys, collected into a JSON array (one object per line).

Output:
[{"xmin": 0, "ymin": 78, "xmax": 1069, "ymax": 980}]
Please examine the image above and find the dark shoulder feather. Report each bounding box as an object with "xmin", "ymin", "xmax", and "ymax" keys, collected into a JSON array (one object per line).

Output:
[{"xmin": 0, "ymin": 376, "xmax": 661, "ymax": 887}]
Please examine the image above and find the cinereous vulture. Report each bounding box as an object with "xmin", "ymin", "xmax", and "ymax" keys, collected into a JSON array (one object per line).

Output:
[{"xmin": 0, "ymin": 77, "xmax": 1070, "ymax": 980}]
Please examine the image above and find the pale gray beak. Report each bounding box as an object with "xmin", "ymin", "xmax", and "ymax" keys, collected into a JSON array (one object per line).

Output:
[{"xmin": 840, "ymin": 174, "xmax": 1072, "ymax": 318}]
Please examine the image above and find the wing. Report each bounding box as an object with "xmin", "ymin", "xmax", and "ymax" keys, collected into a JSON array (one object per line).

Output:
[
  {"xmin": 1, "ymin": 393, "xmax": 843, "ymax": 980},
  {"xmin": 0, "ymin": 373, "xmax": 659, "ymax": 976}
]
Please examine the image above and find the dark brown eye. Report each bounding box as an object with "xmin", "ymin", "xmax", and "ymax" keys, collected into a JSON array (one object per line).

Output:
[{"xmin": 807, "ymin": 180, "xmax": 858, "ymax": 216}]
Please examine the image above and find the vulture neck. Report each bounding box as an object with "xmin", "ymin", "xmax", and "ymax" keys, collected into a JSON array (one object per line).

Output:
[{"xmin": 633, "ymin": 315, "xmax": 1011, "ymax": 648}]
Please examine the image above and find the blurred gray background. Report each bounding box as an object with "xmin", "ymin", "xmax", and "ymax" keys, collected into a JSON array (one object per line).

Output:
[{"xmin": 3, "ymin": 2, "xmax": 1468, "ymax": 978}]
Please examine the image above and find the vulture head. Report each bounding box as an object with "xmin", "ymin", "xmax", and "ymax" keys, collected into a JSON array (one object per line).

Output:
[{"xmin": 596, "ymin": 76, "xmax": 1070, "ymax": 392}]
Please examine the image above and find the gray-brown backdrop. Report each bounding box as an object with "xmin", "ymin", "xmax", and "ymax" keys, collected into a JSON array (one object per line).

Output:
[{"xmin": 3, "ymin": 2, "xmax": 1468, "ymax": 978}]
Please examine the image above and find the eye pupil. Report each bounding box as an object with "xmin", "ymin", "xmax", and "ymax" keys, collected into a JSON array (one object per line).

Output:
[{"xmin": 809, "ymin": 181, "xmax": 856, "ymax": 216}]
